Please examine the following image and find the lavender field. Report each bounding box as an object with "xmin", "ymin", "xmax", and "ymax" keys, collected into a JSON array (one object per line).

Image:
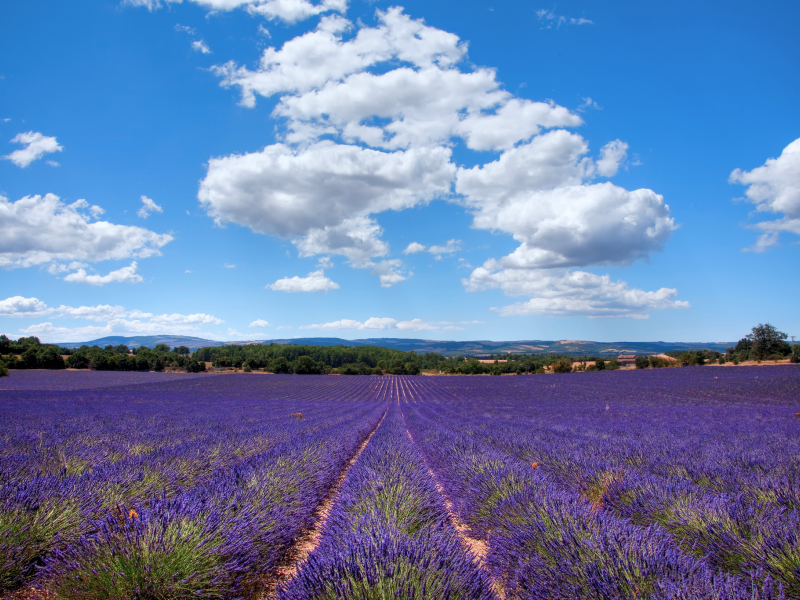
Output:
[{"xmin": 1, "ymin": 366, "xmax": 799, "ymax": 599}]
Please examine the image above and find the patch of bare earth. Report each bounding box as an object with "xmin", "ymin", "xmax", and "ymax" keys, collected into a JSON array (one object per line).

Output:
[
  {"xmin": 0, "ymin": 586, "xmax": 52, "ymax": 600},
  {"xmin": 259, "ymin": 407, "xmax": 388, "ymax": 600},
  {"xmin": 403, "ymin": 424, "xmax": 505, "ymax": 599}
]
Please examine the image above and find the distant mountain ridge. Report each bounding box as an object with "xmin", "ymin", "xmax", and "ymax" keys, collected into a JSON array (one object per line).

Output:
[{"xmin": 55, "ymin": 335, "xmax": 736, "ymax": 357}]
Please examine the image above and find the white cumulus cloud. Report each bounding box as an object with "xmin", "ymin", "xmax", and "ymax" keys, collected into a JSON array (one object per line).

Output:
[
  {"xmin": 195, "ymin": 5, "xmax": 681, "ymax": 313},
  {"xmin": 403, "ymin": 242, "xmax": 426, "ymax": 254},
  {"xmin": 63, "ymin": 262, "xmax": 144, "ymax": 286},
  {"xmin": 396, "ymin": 318, "xmax": 437, "ymax": 331},
  {"xmin": 5, "ymin": 298, "xmax": 225, "ymax": 343},
  {"xmin": 299, "ymin": 316, "xmax": 437, "ymax": 330},
  {"xmin": 0, "ymin": 296, "xmax": 53, "ymax": 318},
  {"xmin": 200, "ymin": 142, "xmax": 454, "ymax": 239},
  {"xmin": 0, "ymin": 194, "xmax": 173, "ymax": 270},
  {"xmin": 126, "ymin": 0, "xmax": 346, "ymax": 24},
  {"xmin": 199, "ymin": 141, "xmax": 452, "ymax": 284},
  {"xmin": 596, "ymin": 140, "xmax": 628, "ymax": 177},
  {"xmin": 268, "ymin": 269, "xmax": 340, "ymax": 292},
  {"xmin": 3, "ymin": 131, "xmax": 63, "ymax": 168},
  {"xmin": 457, "ymin": 132, "xmax": 675, "ymax": 270},
  {"xmin": 730, "ymin": 137, "xmax": 800, "ymax": 251},
  {"xmin": 55, "ymin": 304, "xmax": 128, "ymax": 321},
  {"xmin": 465, "ymin": 268, "xmax": 689, "ymax": 319},
  {"xmin": 250, "ymin": 318, "xmax": 270, "ymax": 327},
  {"xmin": 215, "ymin": 9, "xmax": 581, "ymax": 150}
]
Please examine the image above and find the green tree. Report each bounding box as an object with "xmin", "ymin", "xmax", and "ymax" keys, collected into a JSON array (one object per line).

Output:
[
  {"xmin": 20, "ymin": 347, "xmax": 39, "ymax": 369},
  {"xmin": 270, "ymin": 356, "xmax": 292, "ymax": 374},
  {"xmin": 747, "ymin": 323, "xmax": 790, "ymax": 360},
  {"xmin": 293, "ymin": 355, "xmax": 322, "ymax": 374},
  {"xmin": 65, "ymin": 353, "xmax": 88, "ymax": 369},
  {"xmin": 37, "ymin": 347, "xmax": 66, "ymax": 369},
  {"xmin": 0, "ymin": 335, "xmax": 10, "ymax": 353},
  {"xmin": 17, "ymin": 336, "xmax": 41, "ymax": 348},
  {"xmin": 154, "ymin": 344, "xmax": 171, "ymax": 353},
  {"xmin": 595, "ymin": 358, "xmax": 606, "ymax": 371},
  {"xmin": 634, "ymin": 356, "xmax": 649, "ymax": 369},
  {"xmin": 0, "ymin": 358, "xmax": 7, "ymax": 378}
]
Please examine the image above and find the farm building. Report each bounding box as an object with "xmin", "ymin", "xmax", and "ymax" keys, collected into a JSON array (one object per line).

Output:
[{"xmin": 618, "ymin": 353, "xmax": 637, "ymax": 366}]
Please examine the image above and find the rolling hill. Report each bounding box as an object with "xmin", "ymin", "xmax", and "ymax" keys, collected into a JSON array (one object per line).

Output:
[{"xmin": 55, "ymin": 335, "xmax": 736, "ymax": 357}]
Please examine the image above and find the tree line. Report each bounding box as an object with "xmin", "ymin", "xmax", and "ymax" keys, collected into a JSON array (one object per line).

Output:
[
  {"xmin": 0, "ymin": 336, "xmax": 205, "ymax": 374},
  {"xmin": 1, "ymin": 323, "xmax": 796, "ymax": 378}
]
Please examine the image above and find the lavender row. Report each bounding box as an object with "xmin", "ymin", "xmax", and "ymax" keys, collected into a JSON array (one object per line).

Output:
[
  {"xmin": 403, "ymin": 371, "xmax": 800, "ymax": 594},
  {"xmin": 35, "ymin": 401, "xmax": 386, "ymax": 598},
  {"xmin": 280, "ymin": 403, "xmax": 496, "ymax": 600},
  {"xmin": 1, "ymin": 375, "xmax": 391, "ymax": 594},
  {"xmin": 0, "ymin": 374, "xmax": 400, "ymax": 479},
  {"xmin": 401, "ymin": 379, "xmax": 789, "ymax": 598}
]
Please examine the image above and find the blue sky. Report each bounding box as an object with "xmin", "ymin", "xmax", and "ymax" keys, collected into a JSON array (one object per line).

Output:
[{"xmin": 1, "ymin": 0, "xmax": 798, "ymax": 344}]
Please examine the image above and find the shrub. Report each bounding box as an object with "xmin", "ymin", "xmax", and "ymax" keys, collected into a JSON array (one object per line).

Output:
[
  {"xmin": 405, "ymin": 362, "xmax": 421, "ymax": 375},
  {"xmin": 3, "ymin": 355, "xmax": 20, "ymax": 369},
  {"xmin": 551, "ymin": 358, "xmax": 573, "ymax": 374},
  {"xmin": 595, "ymin": 359, "xmax": 606, "ymax": 371},
  {"xmin": 0, "ymin": 359, "xmax": 7, "ymax": 378},
  {"xmin": 634, "ymin": 356, "xmax": 649, "ymax": 369},
  {"xmin": 186, "ymin": 360, "xmax": 205, "ymax": 373}
]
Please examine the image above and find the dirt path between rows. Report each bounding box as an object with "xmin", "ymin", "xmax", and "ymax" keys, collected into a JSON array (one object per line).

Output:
[
  {"xmin": 402, "ymin": 415, "xmax": 506, "ymax": 600},
  {"xmin": 261, "ymin": 406, "xmax": 389, "ymax": 599}
]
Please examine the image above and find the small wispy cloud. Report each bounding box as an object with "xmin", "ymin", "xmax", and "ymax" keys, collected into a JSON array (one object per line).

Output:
[
  {"xmin": 3, "ymin": 131, "xmax": 63, "ymax": 168},
  {"xmin": 191, "ymin": 40, "xmax": 211, "ymax": 54},
  {"xmin": 577, "ymin": 97, "xmax": 601, "ymax": 112},
  {"xmin": 536, "ymin": 9, "xmax": 593, "ymax": 28},
  {"xmin": 403, "ymin": 239, "xmax": 462, "ymax": 259},
  {"xmin": 137, "ymin": 195, "xmax": 163, "ymax": 219}
]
